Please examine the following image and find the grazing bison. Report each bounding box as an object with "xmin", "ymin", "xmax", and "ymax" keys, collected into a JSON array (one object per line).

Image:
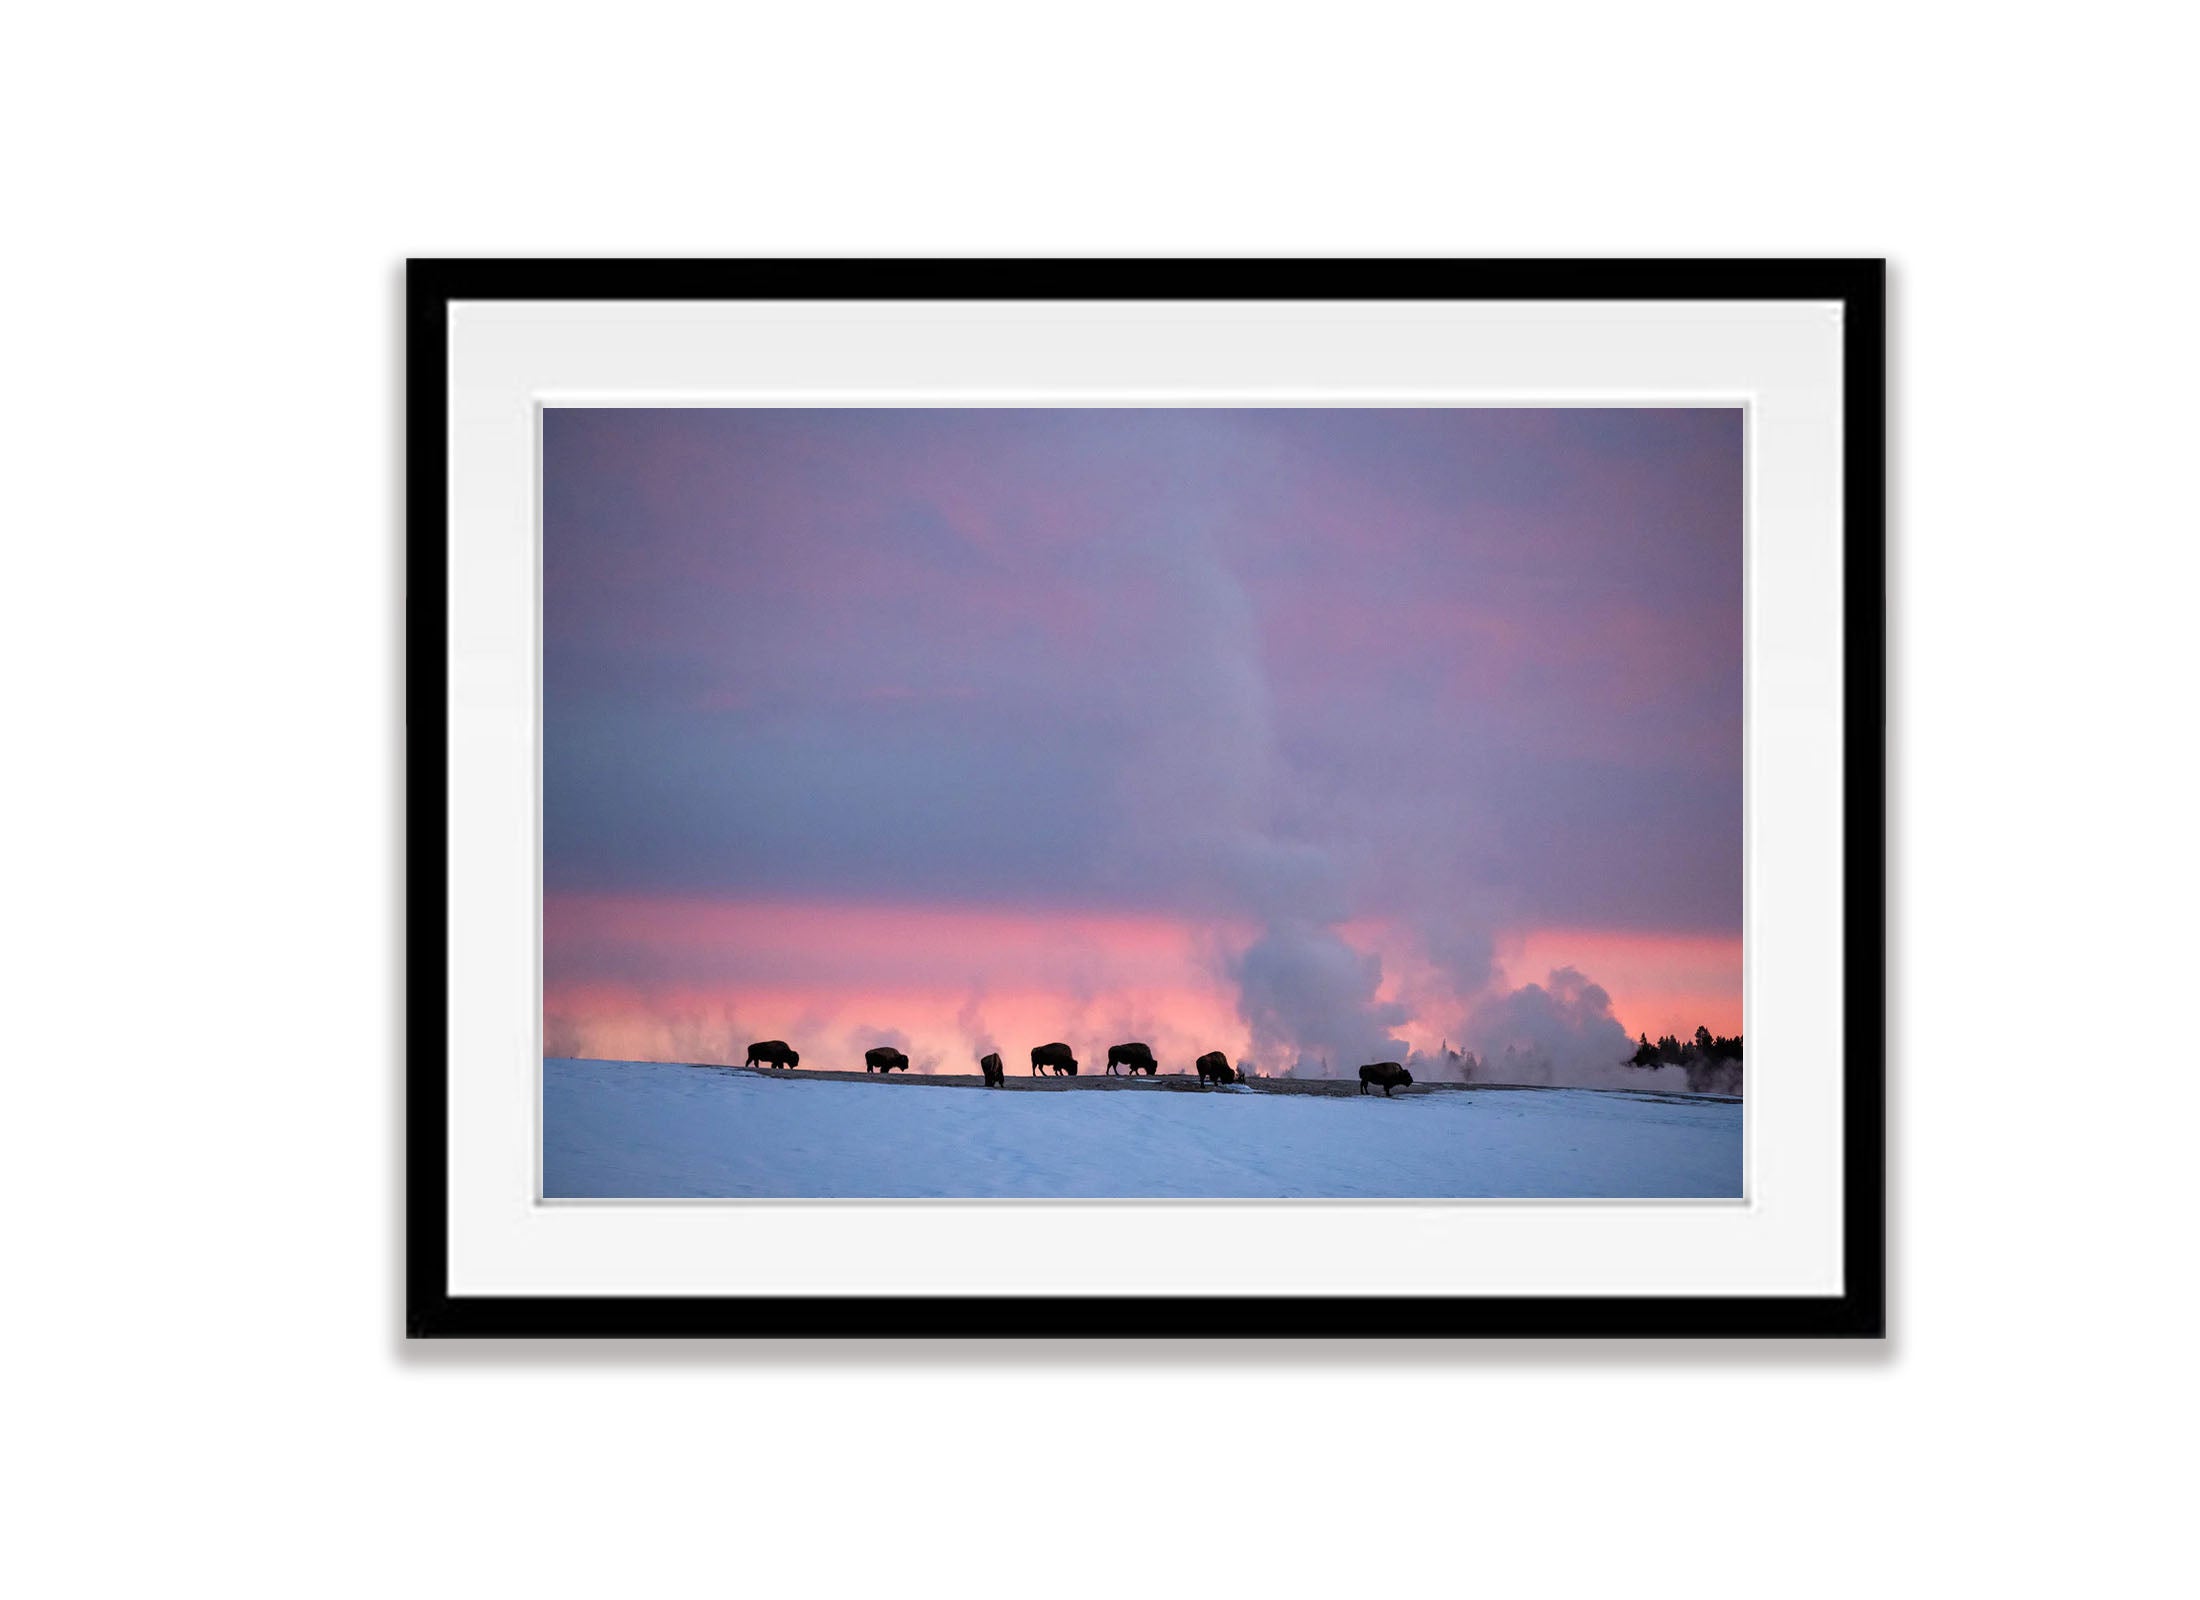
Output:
[
  {"xmin": 1194, "ymin": 1050, "xmax": 1237, "ymax": 1087},
  {"xmin": 1358, "ymin": 1061, "xmax": 1413, "ymax": 1097},
  {"xmin": 1030, "ymin": 1041, "xmax": 1078, "ymax": 1077},
  {"xmin": 745, "ymin": 1039, "xmax": 799, "ymax": 1070},
  {"xmin": 1106, "ymin": 1041, "xmax": 1158, "ymax": 1076},
  {"xmin": 979, "ymin": 1051, "xmax": 1005, "ymax": 1088},
  {"xmin": 864, "ymin": 1046, "xmax": 911, "ymax": 1074}
]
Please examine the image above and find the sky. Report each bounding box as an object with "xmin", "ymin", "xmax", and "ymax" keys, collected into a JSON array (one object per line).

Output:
[{"xmin": 543, "ymin": 406, "xmax": 1742, "ymax": 1081}]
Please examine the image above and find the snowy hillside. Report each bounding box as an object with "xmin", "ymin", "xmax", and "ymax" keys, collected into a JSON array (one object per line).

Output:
[{"xmin": 544, "ymin": 1058, "xmax": 1743, "ymax": 1200}]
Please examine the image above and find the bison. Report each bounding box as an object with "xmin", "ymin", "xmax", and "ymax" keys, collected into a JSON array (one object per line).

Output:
[
  {"xmin": 865, "ymin": 1046, "xmax": 911, "ymax": 1074},
  {"xmin": 1194, "ymin": 1050, "xmax": 1237, "ymax": 1086},
  {"xmin": 979, "ymin": 1051, "xmax": 1005, "ymax": 1088},
  {"xmin": 1030, "ymin": 1041, "xmax": 1078, "ymax": 1077},
  {"xmin": 745, "ymin": 1039, "xmax": 799, "ymax": 1070},
  {"xmin": 1358, "ymin": 1061, "xmax": 1413, "ymax": 1097},
  {"xmin": 1106, "ymin": 1041, "xmax": 1158, "ymax": 1076}
]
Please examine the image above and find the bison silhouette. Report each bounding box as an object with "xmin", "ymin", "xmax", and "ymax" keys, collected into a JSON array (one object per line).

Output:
[
  {"xmin": 1030, "ymin": 1042, "xmax": 1078, "ymax": 1077},
  {"xmin": 864, "ymin": 1046, "xmax": 910, "ymax": 1074},
  {"xmin": 745, "ymin": 1039, "xmax": 799, "ymax": 1070},
  {"xmin": 1106, "ymin": 1041, "xmax": 1158, "ymax": 1076},
  {"xmin": 979, "ymin": 1051, "xmax": 1005, "ymax": 1088},
  {"xmin": 1358, "ymin": 1061, "xmax": 1413, "ymax": 1097},
  {"xmin": 1194, "ymin": 1050, "xmax": 1237, "ymax": 1086}
]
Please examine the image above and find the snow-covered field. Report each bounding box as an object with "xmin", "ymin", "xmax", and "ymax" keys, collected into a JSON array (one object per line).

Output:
[{"xmin": 545, "ymin": 1058, "xmax": 1743, "ymax": 1199}]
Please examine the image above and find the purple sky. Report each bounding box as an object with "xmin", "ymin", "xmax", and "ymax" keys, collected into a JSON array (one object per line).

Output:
[{"xmin": 544, "ymin": 407, "xmax": 1742, "ymax": 1078}]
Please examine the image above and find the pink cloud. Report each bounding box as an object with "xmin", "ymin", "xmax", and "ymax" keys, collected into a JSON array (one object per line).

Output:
[{"xmin": 546, "ymin": 893, "xmax": 1740, "ymax": 1073}]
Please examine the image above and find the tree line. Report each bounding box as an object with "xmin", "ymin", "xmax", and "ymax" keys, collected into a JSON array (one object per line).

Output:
[{"xmin": 1628, "ymin": 1025, "xmax": 1743, "ymax": 1070}]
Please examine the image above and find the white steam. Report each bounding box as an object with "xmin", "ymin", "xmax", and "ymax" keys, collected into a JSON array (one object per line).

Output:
[
  {"xmin": 1459, "ymin": 966, "xmax": 1696, "ymax": 1091},
  {"xmin": 954, "ymin": 991, "xmax": 999, "ymax": 1062},
  {"xmin": 1229, "ymin": 918, "xmax": 1410, "ymax": 1077}
]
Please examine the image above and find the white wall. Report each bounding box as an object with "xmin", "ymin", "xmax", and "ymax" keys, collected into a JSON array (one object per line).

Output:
[{"xmin": 7, "ymin": 4, "xmax": 2191, "ymax": 1596}]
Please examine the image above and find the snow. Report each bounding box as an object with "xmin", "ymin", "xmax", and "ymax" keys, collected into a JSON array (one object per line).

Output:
[{"xmin": 544, "ymin": 1058, "xmax": 1743, "ymax": 1199}]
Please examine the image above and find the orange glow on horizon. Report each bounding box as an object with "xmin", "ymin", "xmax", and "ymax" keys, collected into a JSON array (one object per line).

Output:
[
  {"xmin": 543, "ymin": 893, "xmax": 1741, "ymax": 1069},
  {"xmin": 1503, "ymin": 926, "xmax": 1743, "ymax": 1041},
  {"xmin": 544, "ymin": 978, "xmax": 1253, "ymax": 1077}
]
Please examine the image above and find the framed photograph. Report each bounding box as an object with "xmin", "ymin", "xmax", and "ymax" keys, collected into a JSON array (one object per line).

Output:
[{"xmin": 407, "ymin": 259, "xmax": 1884, "ymax": 1338}]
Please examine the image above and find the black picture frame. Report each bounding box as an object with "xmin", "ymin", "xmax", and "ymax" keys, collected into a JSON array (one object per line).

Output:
[{"xmin": 406, "ymin": 258, "xmax": 1885, "ymax": 1339}]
